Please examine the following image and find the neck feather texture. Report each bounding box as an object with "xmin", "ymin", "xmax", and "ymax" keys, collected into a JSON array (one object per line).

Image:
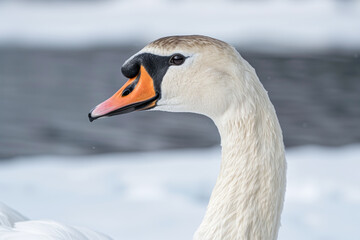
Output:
[{"xmin": 194, "ymin": 69, "xmax": 286, "ymax": 240}]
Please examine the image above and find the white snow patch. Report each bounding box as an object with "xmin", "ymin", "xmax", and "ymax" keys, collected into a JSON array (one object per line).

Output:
[
  {"xmin": 0, "ymin": 145, "xmax": 360, "ymax": 240},
  {"xmin": 0, "ymin": 0, "xmax": 359, "ymax": 52}
]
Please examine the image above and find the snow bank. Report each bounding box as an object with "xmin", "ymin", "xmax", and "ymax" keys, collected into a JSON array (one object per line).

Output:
[
  {"xmin": 0, "ymin": 145, "xmax": 359, "ymax": 239},
  {"xmin": 0, "ymin": 0, "xmax": 359, "ymax": 52}
]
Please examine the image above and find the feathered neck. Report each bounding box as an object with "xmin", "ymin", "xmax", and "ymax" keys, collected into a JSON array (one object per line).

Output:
[{"xmin": 193, "ymin": 67, "xmax": 286, "ymax": 240}]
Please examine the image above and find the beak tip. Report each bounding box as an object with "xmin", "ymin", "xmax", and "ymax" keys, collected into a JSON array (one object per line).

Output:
[{"xmin": 88, "ymin": 111, "xmax": 96, "ymax": 122}]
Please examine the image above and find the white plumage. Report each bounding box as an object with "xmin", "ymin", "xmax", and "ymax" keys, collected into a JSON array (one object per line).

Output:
[{"xmin": 0, "ymin": 203, "xmax": 111, "ymax": 240}]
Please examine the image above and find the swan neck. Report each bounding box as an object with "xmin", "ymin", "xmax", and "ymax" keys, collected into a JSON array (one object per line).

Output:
[{"xmin": 194, "ymin": 106, "xmax": 286, "ymax": 240}]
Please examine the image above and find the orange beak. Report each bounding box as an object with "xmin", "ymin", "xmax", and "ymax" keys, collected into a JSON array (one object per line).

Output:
[{"xmin": 89, "ymin": 65, "xmax": 159, "ymax": 122}]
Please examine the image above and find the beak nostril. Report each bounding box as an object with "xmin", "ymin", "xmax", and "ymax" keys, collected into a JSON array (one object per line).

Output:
[{"xmin": 122, "ymin": 85, "xmax": 134, "ymax": 97}]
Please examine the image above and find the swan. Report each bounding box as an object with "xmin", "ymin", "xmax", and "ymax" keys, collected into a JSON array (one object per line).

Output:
[{"xmin": 0, "ymin": 35, "xmax": 286, "ymax": 240}]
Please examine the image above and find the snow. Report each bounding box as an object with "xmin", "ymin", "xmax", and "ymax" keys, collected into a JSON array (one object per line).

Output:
[
  {"xmin": 0, "ymin": 145, "xmax": 360, "ymax": 240},
  {"xmin": 0, "ymin": 0, "xmax": 359, "ymax": 52}
]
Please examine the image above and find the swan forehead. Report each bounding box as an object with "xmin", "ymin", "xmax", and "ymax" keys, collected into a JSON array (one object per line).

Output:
[
  {"xmin": 123, "ymin": 35, "xmax": 238, "ymax": 68},
  {"xmin": 140, "ymin": 35, "xmax": 232, "ymax": 56},
  {"xmin": 148, "ymin": 35, "xmax": 230, "ymax": 51}
]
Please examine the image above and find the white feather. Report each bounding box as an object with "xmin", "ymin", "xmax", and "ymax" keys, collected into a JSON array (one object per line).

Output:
[
  {"xmin": 0, "ymin": 203, "xmax": 111, "ymax": 240},
  {"xmin": 0, "ymin": 203, "xmax": 28, "ymax": 228}
]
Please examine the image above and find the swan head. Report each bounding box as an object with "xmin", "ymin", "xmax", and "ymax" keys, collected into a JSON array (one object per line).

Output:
[{"xmin": 89, "ymin": 35, "xmax": 254, "ymax": 121}]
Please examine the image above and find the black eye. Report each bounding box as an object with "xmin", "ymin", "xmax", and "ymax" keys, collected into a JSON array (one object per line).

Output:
[{"xmin": 169, "ymin": 54, "xmax": 185, "ymax": 66}]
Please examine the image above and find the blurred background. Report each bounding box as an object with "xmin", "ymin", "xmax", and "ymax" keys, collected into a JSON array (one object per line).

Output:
[{"xmin": 0, "ymin": 0, "xmax": 359, "ymax": 239}]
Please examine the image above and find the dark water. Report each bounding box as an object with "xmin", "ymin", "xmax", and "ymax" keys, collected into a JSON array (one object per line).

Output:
[{"xmin": 0, "ymin": 47, "xmax": 359, "ymax": 159}]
